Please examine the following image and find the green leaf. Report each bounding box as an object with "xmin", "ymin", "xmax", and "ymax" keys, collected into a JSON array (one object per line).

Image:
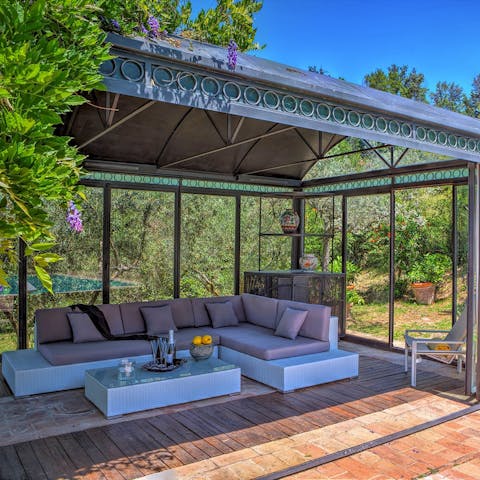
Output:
[{"xmin": 34, "ymin": 265, "xmax": 53, "ymax": 294}]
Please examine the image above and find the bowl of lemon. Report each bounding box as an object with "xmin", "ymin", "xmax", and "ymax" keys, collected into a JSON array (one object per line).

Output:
[{"xmin": 189, "ymin": 335, "xmax": 213, "ymax": 361}]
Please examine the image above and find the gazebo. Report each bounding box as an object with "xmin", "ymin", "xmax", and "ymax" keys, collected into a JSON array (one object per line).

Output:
[{"xmin": 13, "ymin": 32, "xmax": 480, "ymax": 395}]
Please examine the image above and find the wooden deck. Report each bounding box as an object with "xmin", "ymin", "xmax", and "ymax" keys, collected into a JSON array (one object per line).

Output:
[{"xmin": 0, "ymin": 353, "xmax": 469, "ymax": 480}]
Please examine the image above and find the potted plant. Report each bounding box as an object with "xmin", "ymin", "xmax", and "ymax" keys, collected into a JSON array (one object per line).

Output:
[{"xmin": 406, "ymin": 253, "xmax": 451, "ymax": 305}]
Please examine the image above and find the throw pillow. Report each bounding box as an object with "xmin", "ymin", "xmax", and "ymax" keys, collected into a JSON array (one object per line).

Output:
[
  {"xmin": 67, "ymin": 312, "xmax": 105, "ymax": 343},
  {"xmin": 140, "ymin": 304, "xmax": 177, "ymax": 335},
  {"xmin": 274, "ymin": 307, "xmax": 308, "ymax": 340},
  {"xmin": 205, "ymin": 301, "xmax": 239, "ymax": 328}
]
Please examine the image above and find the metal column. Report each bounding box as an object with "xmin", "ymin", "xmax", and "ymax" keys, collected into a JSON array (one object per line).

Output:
[
  {"xmin": 291, "ymin": 196, "xmax": 304, "ymax": 269},
  {"xmin": 466, "ymin": 164, "xmax": 478, "ymax": 395},
  {"xmin": 388, "ymin": 189, "xmax": 396, "ymax": 347},
  {"xmin": 234, "ymin": 195, "xmax": 241, "ymax": 295},
  {"xmin": 452, "ymin": 185, "xmax": 458, "ymax": 324},
  {"xmin": 173, "ymin": 186, "xmax": 181, "ymax": 298},
  {"xmin": 17, "ymin": 239, "xmax": 27, "ymax": 349},
  {"xmin": 341, "ymin": 195, "xmax": 348, "ymax": 337},
  {"xmin": 102, "ymin": 184, "xmax": 111, "ymax": 305}
]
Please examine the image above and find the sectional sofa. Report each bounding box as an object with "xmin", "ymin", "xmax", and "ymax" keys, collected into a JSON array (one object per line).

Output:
[{"xmin": 2, "ymin": 293, "xmax": 358, "ymax": 397}]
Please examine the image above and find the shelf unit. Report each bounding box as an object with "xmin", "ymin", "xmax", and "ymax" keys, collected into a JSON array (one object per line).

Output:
[{"xmin": 257, "ymin": 192, "xmax": 336, "ymax": 271}]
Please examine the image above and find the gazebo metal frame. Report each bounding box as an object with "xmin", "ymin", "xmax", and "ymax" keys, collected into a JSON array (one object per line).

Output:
[{"xmin": 12, "ymin": 33, "xmax": 480, "ymax": 395}]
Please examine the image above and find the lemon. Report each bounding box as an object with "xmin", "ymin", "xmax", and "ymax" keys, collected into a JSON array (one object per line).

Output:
[
  {"xmin": 192, "ymin": 336, "xmax": 202, "ymax": 345},
  {"xmin": 202, "ymin": 335, "xmax": 212, "ymax": 345}
]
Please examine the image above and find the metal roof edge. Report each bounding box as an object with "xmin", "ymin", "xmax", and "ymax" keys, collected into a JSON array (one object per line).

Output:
[{"xmin": 106, "ymin": 33, "xmax": 480, "ymax": 138}]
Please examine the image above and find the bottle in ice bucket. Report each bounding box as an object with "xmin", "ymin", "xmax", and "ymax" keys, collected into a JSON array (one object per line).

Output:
[{"xmin": 166, "ymin": 329, "xmax": 175, "ymax": 366}]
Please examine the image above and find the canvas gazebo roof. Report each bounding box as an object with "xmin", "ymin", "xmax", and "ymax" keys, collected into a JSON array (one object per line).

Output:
[{"xmin": 63, "ymin": 33, "xmax": 480, "ymax": 187}]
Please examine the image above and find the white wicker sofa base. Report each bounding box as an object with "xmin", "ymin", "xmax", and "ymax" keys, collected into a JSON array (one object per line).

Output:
[{"xmin": 2, "ymin": 347, "xmax": 212, "ymax": 398}]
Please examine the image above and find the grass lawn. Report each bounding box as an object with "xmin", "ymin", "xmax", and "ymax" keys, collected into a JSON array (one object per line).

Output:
[{"xmin": 348, "ymin": 298, "xmax": 454, "ymax": 346}]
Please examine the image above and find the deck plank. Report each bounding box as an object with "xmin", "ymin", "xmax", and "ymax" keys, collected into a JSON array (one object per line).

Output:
[
  {"xmin": 0, "ymin": 444, "xmax": 28, "ymax": 480},
  {"xmin": 14, "ymin": 443, "xmax": 47, "ymax": 480}
]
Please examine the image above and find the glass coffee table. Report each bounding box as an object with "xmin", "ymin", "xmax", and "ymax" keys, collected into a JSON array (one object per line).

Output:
[{"xmin": 84, "ymin": 357, "xmax": 241, "ymax": 418}]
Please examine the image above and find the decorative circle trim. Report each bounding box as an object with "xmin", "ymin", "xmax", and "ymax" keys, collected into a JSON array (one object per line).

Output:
[
  {"xmin": 177, "ymin": 72, "xmax": 198, "ymax": 91},
  {"xmin": 152, "ymin": 66, "xmax": 174, "ymax": 86},
  {"xmin": 300, "ymin": 99, "xmax": 314, "ymax": 116},
  {"xmin": 244, "ymin": 86, "xmax": 261, "ymax": 105},
  {"xmin": 468, "ymin": 139, "xmax": 477, "ymax": 151},
  {"xmin": 375, "ymin": 117, "xmax": 387, "ymax": 132},
  {"xmin": 282, "ymin": 95, "xmax": 298, "ymax": 113},
  {"xmin": 317, "ymin": 103, "xmax": 331, "ymax": 119},
  {"xmin": 457, "ymin": 137, "xmax": 467, "ymax": 149},
  {"xmin": 437, "ymin": 132, "xmax": 447, "ymax": 145},
  {"xmin": 448, "ymin": 134, "xmax": 458, "ymax": 147},
  {"xmin": 332, "ymin": 107, "xmax": 346, "ymax": 123},
  {"xmin": 427, "ymin": 129, "xmax": 437, "ymax": 143},
  {"xmin": 362, "ymin": 114, "xmax": 374, "ymax": 129},
  {"xmin": 200, "ymin": 76, "xmax": 220, "ymax": 96},
  {"xmin": 100, "ymin": 59, "xmax": 116, "ymax": 76},
  {"xmin": 389, "ymin": 120, "xmax": 400, "ymax": 135},
  {"xmin": 416, "ymin": 127, "xmax": 427, "ymax": 141},
  {"xmin": 120, "ymin": 60, "xmax": 144, "ymax": 82},
  {"xmin": 347, "ymin": 111, "xmax": 361, "ymax": 127},
  {"xmin": 401, "ymin": 123, "xmax": 412, "ymax": 137},
  {"xmin": 264, "ymin": 91, "xmax": 280, "ymax": 109},
  {"xmin": 223, "ymin": 82, "xmax": 242, "ymax": 101}
]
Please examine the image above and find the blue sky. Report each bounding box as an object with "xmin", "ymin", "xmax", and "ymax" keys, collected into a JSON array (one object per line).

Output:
[{"xmin": 193, "ymin": 0, "xmax": 479, "ymax": 95}]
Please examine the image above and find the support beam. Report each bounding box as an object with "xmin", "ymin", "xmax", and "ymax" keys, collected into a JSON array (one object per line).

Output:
[
  {"xmin": 341, "ymin": 195, "xmax": 347, "ymax": 337},
  {"xmin": 362, "ymin": 140, "xmax": 391, "ymax": 168},
  {"xmin": 302, "ymin": 159, "xmax": 469, "ymax": 188},
  {"xmin": 79, "ymin": 100, "xmax": 155, "ymax": 149},
  {"xmin": 159, "ymin": 126, "xmax": 296, "ymax": 170}
]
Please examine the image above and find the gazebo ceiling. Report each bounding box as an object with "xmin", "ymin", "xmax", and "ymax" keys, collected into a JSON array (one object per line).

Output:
[{"xmin": 63, "ymin": 33, "xmax": 480, "ymax": 186}]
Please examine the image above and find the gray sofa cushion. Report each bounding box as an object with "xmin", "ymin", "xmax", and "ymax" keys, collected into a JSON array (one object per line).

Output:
[
  {"xmin": 35, "ymin": 307, "xmax": 72, "ymax": 344},
  {"xmin": 38, "ymin": 339, "xmax": 151, "ymax": 366},
  {"xmin": 140, "ymin": 305, "xmax": 177, "ymax": 335},
  {"xmin": 274, "ymin": 307, "xmax": 308, "ymax": 340},
  {"xmin": 205, "ymin": 301, "xmax": 239, "ymax": 328},
  {"xmin": 98, "ymin": 304, "xmax": 124, "ymax": 335},
  {"xmin": 67, "ymin": 312, "xmax": 105, "ymax": 343},
  {"xmin": 276, "ymin": 300, "xmax": 331, "ymax": 341},
  {"xmin": 241, "ymin": 294, "xmax": 278, "ymax": 329},
  {"xmin": 120, "ymin": 298, "xmax": 195, "ymax": 333},
  {"xmin": 205, "ymin": 323, "xmax": 329, "ymax": 361},
  {"xmin": 191, "ymin": 296, "xmax": 246, "ymax": 327}
]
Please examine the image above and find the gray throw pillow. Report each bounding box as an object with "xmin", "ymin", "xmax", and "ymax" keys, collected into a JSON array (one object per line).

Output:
[
  {"xmin": 274, "ymin": 307, "xmax": 308, "ymax": 340},
  {"xmin": 67, "ymin": 312, "xmax": 105, "ymax": 343},
  {"xmin": 205, "ymin": 301, "xmax": 239, "ymax": 328},
  {"xmin": 140, "ymin": 304, "xmax": 177, "ymax": 335}
]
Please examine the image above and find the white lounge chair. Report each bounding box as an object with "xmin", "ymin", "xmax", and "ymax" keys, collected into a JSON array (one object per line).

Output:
[{"xmin": 404, "ymin": 308, "xmax": 467, "ymax": 387}]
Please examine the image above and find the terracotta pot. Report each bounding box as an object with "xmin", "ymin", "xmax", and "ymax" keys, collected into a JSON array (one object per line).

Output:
[{"xmin": 411, "ymin": 282, "xmax": 435, "ymax": 305}]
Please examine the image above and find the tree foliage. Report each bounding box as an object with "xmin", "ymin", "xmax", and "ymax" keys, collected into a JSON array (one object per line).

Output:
[
  {"xmin": 0, "ymin": 0, "xmax": 262, "ymax": 291},
  {"xmin": 430, "ymin": 81, "xmax": 466, "ymax": 113},
  {"xmin": 364, "ymin": 64, "xmax": 428, "ymax": 102},
  {"xmin": 0, "ymin": 0, "xmax": 111, "ymax": 289}
]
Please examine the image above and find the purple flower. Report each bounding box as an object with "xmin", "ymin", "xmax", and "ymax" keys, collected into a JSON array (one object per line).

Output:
[
  {"xmin": 147, "ymin": 15, "xmax": 160, "ymax": 37},
  {"xmin": 66, "ymin": 201, "xmax": 83, "ymax": 233},
  {"xmin": 139, "ymin": 23, "xmax": 148, "ymax": 35},
  {"xmin": 0, "ymin": 285, "xmax": 3, "ymax": 292},
  {"xmin": 110, "ymin": 19, "xmax": 120, "ymax": 31},
  {"xmin": 227, "ymin": 40, "xmax": 238, "ymax": 70}
]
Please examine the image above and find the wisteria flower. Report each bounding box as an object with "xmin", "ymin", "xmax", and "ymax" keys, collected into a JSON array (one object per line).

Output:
[
  {"xmin": 227, "ymin": 40, "xmax": 238, "ymax": 70},
  {"xmin": 110, "ymin": 19, "xmax": 120, "ymax": 31},
  {"xmin": 147, "ymin": 15, "xmax": 160, "ymax": 38},
  {"xmin": 66, "ymin": 201, "xmax": 83, "ymax": 233},
  {"xmin": 139, "ymin": 23, "xmax": 149, "ymax": 35}
]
